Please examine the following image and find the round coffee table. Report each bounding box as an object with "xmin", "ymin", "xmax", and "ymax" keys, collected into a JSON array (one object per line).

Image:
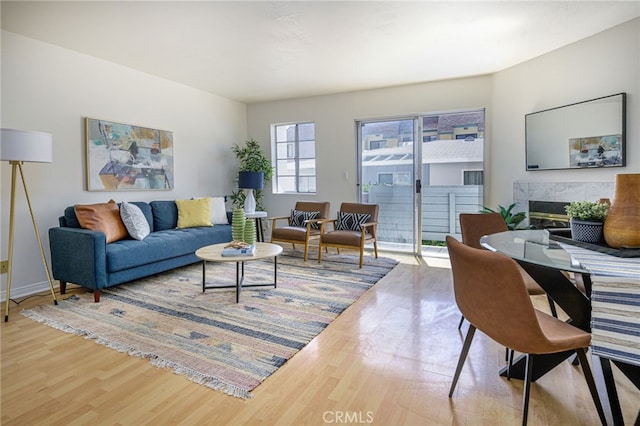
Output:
[{"xmin": 195, "ymin": 242, "xmax": 283, "ymax": 303}]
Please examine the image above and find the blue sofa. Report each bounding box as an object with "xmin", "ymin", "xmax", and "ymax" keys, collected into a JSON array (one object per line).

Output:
[{"xmin": 49, "ymin": 200, "xmax": 232, "ymax": 302}]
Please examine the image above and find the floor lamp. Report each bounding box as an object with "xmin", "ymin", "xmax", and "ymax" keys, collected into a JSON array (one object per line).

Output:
[{"xmin": 1, "ymin": 128, "xmax": 58, "ymax": 321}]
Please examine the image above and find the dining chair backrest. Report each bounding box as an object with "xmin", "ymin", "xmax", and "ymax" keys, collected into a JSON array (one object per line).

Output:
[
  {"xmin": 446, "ymin": 236, "xmax": 552, "ymax": 354},
  {"xmin": 459, "ymin": 213, "xmax": 507, "ymax": 249}
]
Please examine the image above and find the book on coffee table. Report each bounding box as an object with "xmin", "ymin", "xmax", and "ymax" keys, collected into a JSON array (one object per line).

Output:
[{"xmin": 221, "ymin": 244, "xmax": 256, "ymax": 257}]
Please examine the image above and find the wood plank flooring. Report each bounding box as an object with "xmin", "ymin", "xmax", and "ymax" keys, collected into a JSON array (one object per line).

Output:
[{"xmin": 1, "ymin": 251, "xmax": 638, "ymax": 425}]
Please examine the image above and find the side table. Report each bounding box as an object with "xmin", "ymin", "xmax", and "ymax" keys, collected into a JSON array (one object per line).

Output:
[{"xmin": 245, "ymin": 211, "xmax": 268, "ymax": 242}]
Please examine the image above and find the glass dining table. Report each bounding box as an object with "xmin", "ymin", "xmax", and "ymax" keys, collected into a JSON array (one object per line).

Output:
[{"xmin": 481, "ymin": 229, "xmax": 639, "ymax": 426}]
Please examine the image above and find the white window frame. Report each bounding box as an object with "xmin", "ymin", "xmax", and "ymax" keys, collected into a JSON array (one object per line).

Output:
[{"xmin": 271, "ymin": 122, "xmax": 316, "ymax": 194}]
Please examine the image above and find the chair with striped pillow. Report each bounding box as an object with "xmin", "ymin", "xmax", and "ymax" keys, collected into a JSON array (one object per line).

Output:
[
  {"xmin": 270, "ymin": 201, "xmax": 330, "ymax": 261},
  {"xmin": 318, "ymin": 203, "xmax": 379, "ymax": 268}
]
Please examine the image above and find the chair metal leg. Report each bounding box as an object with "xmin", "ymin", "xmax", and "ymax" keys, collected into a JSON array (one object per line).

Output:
[
  {"xmin": 547, "ymin": 295, "xmax": 558, "ymax": 318},
  {"xmin": 449, "ymin": 325, "xmax": 476, "ymax": 397},
  {"xmin": 507, "ymin": 349, "xmax": 515, "ymax": 381},
  {"xmin": 522, "ymin": 354, "xmax": 534, "ymax": 426},
  {"xmin": 575, "ymin": 348, "xmax": 607, "ymax": 425},
  {"xmin": 458, "ymin": 315, "xmax": 465, "ymax": 330}
]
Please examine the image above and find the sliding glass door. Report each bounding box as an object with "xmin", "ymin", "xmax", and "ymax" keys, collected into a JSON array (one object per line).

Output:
[
  {"xmin": 358, "ymin": 118, "xmax": 420, "ymax": 253},
  {"xmin": 357, "ymin": 110, "xmax": 485, "ymax": 255}
]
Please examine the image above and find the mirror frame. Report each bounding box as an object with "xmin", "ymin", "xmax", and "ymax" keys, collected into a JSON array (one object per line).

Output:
[{"xmin": 525, "ymin": 93, "xmax": 626, "ymax": 171}]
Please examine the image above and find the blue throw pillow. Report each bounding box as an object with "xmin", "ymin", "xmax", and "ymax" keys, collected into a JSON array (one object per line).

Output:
[
  {"xmin": 335, "ymin": 212, "xmax": 371, "ymax": 232},
  {"xmin": 150, "ymin": 201, "xmax": 178, "ymax": 231}
]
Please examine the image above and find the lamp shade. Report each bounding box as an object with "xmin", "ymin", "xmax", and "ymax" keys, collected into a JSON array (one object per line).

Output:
[
  {"xmin": 1, "ymin": 128, "xmax": 53, "ymax": 163},
  {"xmin": 238, "ymin": 171, "xmax": 264, "ymax": 190}
]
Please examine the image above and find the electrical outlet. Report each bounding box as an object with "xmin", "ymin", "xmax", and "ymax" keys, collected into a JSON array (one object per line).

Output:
[{"xmin": 0, "ymin": 260, "xmax": 8, "ymax": 274}]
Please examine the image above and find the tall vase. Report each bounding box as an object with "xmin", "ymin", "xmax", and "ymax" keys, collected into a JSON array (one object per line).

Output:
[
  {"xmin": 603, "ymin": 173, "xmax": 640, "ymax": 248},
  {"xmin": 232, "ymin": 208, "xmax": 246, "ymax": 242}
]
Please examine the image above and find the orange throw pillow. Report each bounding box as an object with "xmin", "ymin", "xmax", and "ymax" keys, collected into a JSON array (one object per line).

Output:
[{"xmin": 74, "ymin": 200, "xmax": 128, "ymax": 243}]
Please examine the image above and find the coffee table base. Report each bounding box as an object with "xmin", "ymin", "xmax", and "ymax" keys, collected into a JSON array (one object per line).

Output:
[{"xmin": 201, "ymin": 257, "xmax": 278, "ymax": 303}]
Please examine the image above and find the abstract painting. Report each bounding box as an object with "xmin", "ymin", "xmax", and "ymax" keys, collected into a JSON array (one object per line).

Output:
[
  {"xmin": 569, "ymin": 134, "xmax": 622, "ymax": 169},
  {"xmin": 85, "ymin": 118, "xmax": 174, "ymax": 191}
]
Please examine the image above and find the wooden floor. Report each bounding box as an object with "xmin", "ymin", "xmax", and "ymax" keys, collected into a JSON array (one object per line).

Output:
[{"xmin": 1, "ymin": 251, "xmax": 638, "ymax": 425}]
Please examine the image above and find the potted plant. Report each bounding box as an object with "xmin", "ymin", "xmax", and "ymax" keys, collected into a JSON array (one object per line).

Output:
[
  {"xmin": 230, "ymin": 139, "xmax": 273, "ymax": 211},
  {"xmin": 564, "ymin": 201, "xmax": 609, "ymax": 243},
  {"xmin": 481, "ymin": 203, "xmax": 528, "ymax": 230}
]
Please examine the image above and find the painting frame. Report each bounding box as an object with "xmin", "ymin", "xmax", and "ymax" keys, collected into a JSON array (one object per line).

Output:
[
  {"xmin": 85, "ymin": 117, "xmax": 174, "ymax": 191},
  {"xmin": 568, "ymin": 134, "xmax": 623, "ymax": 169}
]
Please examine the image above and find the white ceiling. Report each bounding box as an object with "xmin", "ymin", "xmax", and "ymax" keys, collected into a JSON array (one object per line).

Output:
[{"xmin": 2, "ymin": 1, "xmax": 639, "ymax": 103}]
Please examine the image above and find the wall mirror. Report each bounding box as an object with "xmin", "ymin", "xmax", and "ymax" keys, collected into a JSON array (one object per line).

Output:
[{"xmin": 525, "ymin": 93, "xmax": 626, "ymax": 171}]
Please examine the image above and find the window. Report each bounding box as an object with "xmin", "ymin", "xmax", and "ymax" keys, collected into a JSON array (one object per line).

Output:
[
  {"xmin": 378, "ymin": 172, "xmax": 411, "ymax": 186},
  {"xmin": 463, "ymin": 170, "xmax": 484, "ymax": 185},
  {"xmin": 272, "ymin": 122, "xmax": 316, "ymax": 194},
  {"xmin": 369, "ymin": 140, "xmax": 387, "ymax": 150}
]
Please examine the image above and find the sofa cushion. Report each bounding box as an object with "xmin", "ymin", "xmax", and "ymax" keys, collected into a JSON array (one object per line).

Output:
[
  {"xmin": 176, "ymin": 197, "xmax": 212, "ymax": 228},
  {"xmin": 150, "ymin": 200, "xmax": 178, "ymax": 231},
  {"xmin": 106, "ymin": 226, "xmax": 231, "ymax": 272},
  {"xmin": 129, "ymin": 202, "xmax": 154, "ymax": 232},
  {"xmin": 62, "ymin": 206, "xmax": 81, "ymax": 228},
  {"xmin": 120, "ymin": 201, "xmax": 151, "ymax": 240},
  {"xmin": 75, "ymin": 200, "xmax": 128, "ymax": 243}
]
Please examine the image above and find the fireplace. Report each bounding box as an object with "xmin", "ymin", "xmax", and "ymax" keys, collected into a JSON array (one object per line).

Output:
[{"xmin": 528, "ymin": 201, "xmax": 569, "ymax": 229}]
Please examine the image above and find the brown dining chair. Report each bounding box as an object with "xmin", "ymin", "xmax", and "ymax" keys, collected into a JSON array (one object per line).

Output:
[
  {"xmin": 445, "ymin": 236, "xmax": 605, "ymax": 426},
  {"xmin": 318, "ymin": 203, "xmax": 378, "ymax": 268},
  {"xmin": 270, "ymin": 201, "xmax": 330, "ymax": 261},
  {"xmin": 458, "ymin": 212, "xmax": 557, "ymax": 329}
]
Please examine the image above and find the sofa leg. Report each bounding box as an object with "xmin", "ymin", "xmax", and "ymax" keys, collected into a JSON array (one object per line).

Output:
[
  {"xmin": 93, "ymin": 290, "xmax": 101, "ymax": 303},
  {"xmin": 59, "ymin": 281, "xmax": 67, "ymax": 294}
]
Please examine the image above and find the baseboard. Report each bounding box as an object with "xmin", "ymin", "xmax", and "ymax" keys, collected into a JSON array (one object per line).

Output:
[{"xmin": 0, "ymin": 280, "xmax": 55, "ymax": 303}]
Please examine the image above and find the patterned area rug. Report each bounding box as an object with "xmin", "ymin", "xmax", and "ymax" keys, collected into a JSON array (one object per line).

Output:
[{"xmin": 22, "ymin": 249, "xmax": 397, "ymax": 398}]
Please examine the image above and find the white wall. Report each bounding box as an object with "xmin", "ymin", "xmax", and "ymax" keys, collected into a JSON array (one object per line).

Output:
[
  {"xmin": 248, "ymin": 18, "xmax": 639, "ymax": 218},
  {"xmin": 248, "ymin": 76, "xmax": 493, "ymax": 217},
  {"xmin": 1, "ymin": 31, "xmax": 247, "ymax": 299},
  {"xmin": 490, "ymin": 18, "xmax": 639, "ymax": 208}
]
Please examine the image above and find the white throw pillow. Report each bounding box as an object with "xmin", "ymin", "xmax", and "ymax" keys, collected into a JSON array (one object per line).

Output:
[
  {"xmin": 120, "ymin": 201, "xmax": 151, "ymax": 240},
  {"xmin": 209, "ymin": 196, "xmax": 229, "ymax": 224}
]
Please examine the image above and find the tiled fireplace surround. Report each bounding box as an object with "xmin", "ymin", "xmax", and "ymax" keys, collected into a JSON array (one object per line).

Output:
[{"xmin": 513, "ymin": 181, "xmax": 614, "ymax": 227}]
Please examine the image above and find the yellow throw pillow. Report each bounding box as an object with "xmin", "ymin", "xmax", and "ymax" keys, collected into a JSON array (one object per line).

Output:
[{"xmin": 176, "ymin": 197, "xmax": 212, "ymax": 228}]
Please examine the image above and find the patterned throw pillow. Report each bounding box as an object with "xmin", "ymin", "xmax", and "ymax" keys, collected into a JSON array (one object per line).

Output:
[
  {"xmin": 120, "ymin": 201, "xmax": 151, "ymax": 240},
  {"xmin": 335, "ymin": 212, "xmax": 371, "ymax": 232},
  {"xmin": 290, "ymin": 209, "xmax": 320, "ymax": 229}
]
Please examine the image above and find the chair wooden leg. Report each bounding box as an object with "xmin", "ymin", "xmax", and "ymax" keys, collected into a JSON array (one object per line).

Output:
[
  {"xmin": 522, "ymin": 354, "xmax": 534, "ymax": 426},
  {"xmin": 303, "ymin": 241, "xmax": 309, "ymax": 261},
  {"xmin": 318, "ymin": 243, "xmax": 323, "ymax": 264},
  {"xmin": 449, "ymin": 325, "xmax": 476, "ymax": 397},
  {"xmin": 359, "ymin": 250, "xmax": 364, "ymax": 268},
  {"xmin": 373, "ymin": 240, "xmax": 378, "ymax": 258},
  {"xmin": 575, "ymin": 348, "xmax": 607, "ymax": 425}
]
